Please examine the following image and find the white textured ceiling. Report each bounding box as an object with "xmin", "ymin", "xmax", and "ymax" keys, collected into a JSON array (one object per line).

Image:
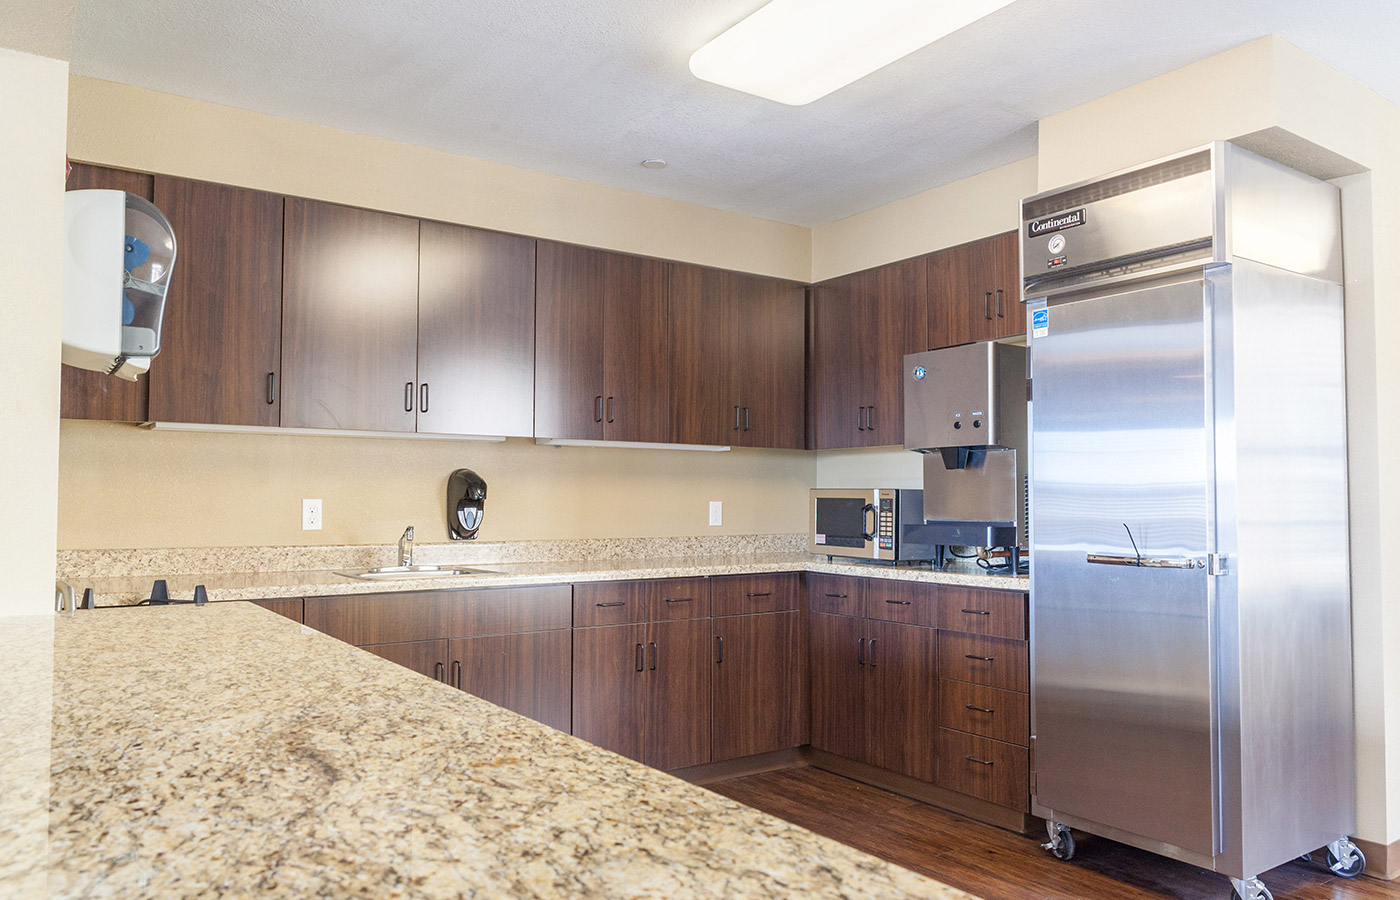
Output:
[{"xmin": 70, "ymin": 0, "xmax": 1398, "ymax": 226}]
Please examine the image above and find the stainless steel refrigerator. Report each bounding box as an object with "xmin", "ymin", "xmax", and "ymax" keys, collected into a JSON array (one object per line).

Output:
[{"xmin": 1023, "ymin": 143, "xmax": 1358, "ymax": 900}]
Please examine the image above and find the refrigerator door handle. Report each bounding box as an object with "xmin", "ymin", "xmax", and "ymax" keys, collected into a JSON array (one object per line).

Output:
[{"xmin": 1086, "ymin": 554, "xmax": 1204, "ymax": 569}]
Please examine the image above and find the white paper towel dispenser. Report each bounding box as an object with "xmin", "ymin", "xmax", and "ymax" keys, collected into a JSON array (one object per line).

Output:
[{"xmin": 62, "ymin": 189, "xmax": 176, "ymax": 381}]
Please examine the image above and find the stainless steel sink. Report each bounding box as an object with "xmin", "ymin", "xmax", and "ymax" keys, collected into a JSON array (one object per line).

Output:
[{"xmin": 337, "ymin": 565, "xmax": 495, "ymax": 580}]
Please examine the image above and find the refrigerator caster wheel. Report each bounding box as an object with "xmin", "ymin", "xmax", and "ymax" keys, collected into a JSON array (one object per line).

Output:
[
  {"xmin": 1041, "ymin": 823, "xmax": 1074, "ymax": 861},
  {"xmin": 1325, "ymin": 839, "xmax": 1366, "ymax": 878},
  {"xmin": 1230, "ymin": 877, "xmax": 1273, "ymax": 900}
]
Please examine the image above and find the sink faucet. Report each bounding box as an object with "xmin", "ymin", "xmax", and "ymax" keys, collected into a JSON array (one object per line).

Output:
[{"xmin": 399, "ymin": 526, "xmax": 415, "ymax": 567}]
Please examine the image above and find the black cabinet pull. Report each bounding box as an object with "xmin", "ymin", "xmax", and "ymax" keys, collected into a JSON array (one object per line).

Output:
[
  {"xmin": 266, "ymin": 372, "xmax": 276, "ymax": 405},
  {"xmin": 965, "ymin": 654, "xmax": 995, "ymax": 662},
  {"xmin": 594, "ymin": 396, "xmax": 604, "ymax": 423},
  {"xmin": 983, "ymin": 291, "xmax": 993, "ymax": 320},
  {"xmin": 596, "ymin": 601, "xmax": 626, "ymax": 608},
  {"xmin": 965, "ymin": 756, "xmax": 995, "ymax": 766},
  {"xmin": 886, "ymin": 599, "xmax": 912, "ymax": 606},
  {"xmin": 867, "ymin": 405, "xmax": 875, "ymax": 431},
  {"xmin": 452, "ymin": 660, "xmax": 462, "ymax": 690},
  {"xmin": 965, "ymin": 704, "xmax": 995, "ymax": 714},
  {"xmin": 664, "ymin": 597, "xmax": 692, "ymax": 603},
  {"xmin": 434, "ymin": 661, "xmax": 445, "ymax": 682},
  {"xmin": 857, "ymin": 637, "xmax": 866, "ymax": 665},
  {"xmin": 405, "ymin": 382, "xmax": 414, "ymax": 412},
  {"xmin": 733, "ymin": 405, "xmax": 741, "ymax": 430},
  {"xmin": 996, "ymin": 288, "xmax": 1006, "ymax": 319},
  {"xmin": 962, "ymin": 608, "xmax": 991, "ymax": 615},
  {"xmin": 649, "ymin": 641, "xmax": 658, "ymax": 671},
  {"xmin": 868, "ymin": 638, "xmax": 878, "ymax": 667},
  {"xmin": 746, "ymin": 592, "xmax": 772, "ymax": 598},
  {"xmin": 606, "ymin": 396, "xmax": 614, "ymax": 423},
  {"xmin": 825, "ymin": 592, "xmax": 848, "ymax": 599},
  {"xmin": 743, "ymin": 406, "xmax": 750, "ymax": 431},
  {"xmin": 635, "ymin": 642, "xmax": 644, "ymax": 672},
  {"xmin": 420, "ymin": 382, "xmax": 429, "ymax": 413},
  {"xmin": 715, "ymin": 635, "xmax": 724, "ymax": 664},
  {"xmin": 857, "ymin": 406, "xmax": 866, "ymax": 431}
]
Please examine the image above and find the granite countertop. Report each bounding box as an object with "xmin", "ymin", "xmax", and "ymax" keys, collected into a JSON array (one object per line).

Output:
[
  {"xmin": 63, "ymin": 550, "xmax": 1028, "ymax": 607},
  {"xmin": 9, "ymin": 602, "xmax": 981, "ymax": 899}
]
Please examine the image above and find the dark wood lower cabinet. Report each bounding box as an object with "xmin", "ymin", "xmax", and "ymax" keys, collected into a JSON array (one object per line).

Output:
[
  {"xmin": 248, "ymin": 598, "xmax": 304, "ymax": 623},
  {"xmin": 572, "ymin": 623, "xmax": 646, "ymax": 762},
  {"xmin": 363, "ymin": 639, "xmax": 449, "ymax": 682},
  {"xmin": 809, "ymin": 612, "xmax": 870, "ymax": 763},
  {"xmin": 866, "ymin": 619, "xmax": 939, "ymax": 783},
  {"xmin": 711, "ymin": 611, "xmax": 805, "ymax": 761},
  {"xmin": 450, "ymin": 630, "xmax": 571, "ymax": 732},
  {"xmin": 643, "ymin": 618, "xmax": 711, "ymax": 770},
  {"xmin": 935, "ymin": 727, "xmax": 1029, "ymax": 812}
]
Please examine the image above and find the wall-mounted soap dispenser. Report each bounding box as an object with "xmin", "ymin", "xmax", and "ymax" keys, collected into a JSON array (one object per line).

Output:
[{"xmin": 447, "ymin": 469, "xmax": 487, "ymax": 540}]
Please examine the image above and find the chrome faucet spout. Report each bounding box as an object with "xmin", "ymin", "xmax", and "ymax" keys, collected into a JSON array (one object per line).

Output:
[{"xmin": 399, "ymin": 526, "xmax": 415, "ymax": 567}]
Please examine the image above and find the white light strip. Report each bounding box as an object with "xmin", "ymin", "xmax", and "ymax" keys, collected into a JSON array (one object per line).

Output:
[
  {"xmin": 141, "ymin": 422, "xmax": 507, "ymax": 442},
  {"xmin": 535, "ymin": 438, "xmax": 731, "ymax": 452},
  {"xmin": 689, "ymin": 0, "xmax": 1016, "ymax": 105}
]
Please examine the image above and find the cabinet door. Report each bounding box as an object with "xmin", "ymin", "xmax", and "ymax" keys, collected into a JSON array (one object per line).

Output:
[
  {"xmin": 281, "ymin": 199, "xmax": 420, "ymax": 432},
  {"xmin": 641, "ymin": 617, "xmax": 711, "ymax": 770},
  {"xmin": 808, "ymin": 612, "xmax": 869, "ymax": 763},
  {"xmin": 148, "ymin": 176, "xmax": 284, "ymax": 426},
  {"xmin": 363, "ymin": 638, "xmax": 449, "ymax": 682},
  {"xmin": 866, "ymin": 619, "xmax": 939, "ymax": 782},
  {"xmin": 863, "ymin": 258, "xmax": 927, "ymax": 447},
  {"xmin": 534, "ymin": 241, "xmax": 604, "ymax": 440},
  {"xmin": 711, "ymin": 611, "xmax": 804, "ymax": 761},
  {"xmin": 572, "ymin": 623, "xmax": 646, "ymax": 761},
  {"xmin": 668, "ymin": 263, "xmax": 735, "ymax": 445},
  {"xmin": 60, "ymin": 163, "xmax": 154, "ymax": 422},
  {"xmin": 450, "ymin": 631, "xmax": 571, "ymax": 732},
  {"xmin": 734, "ymin": 275, "xmax": 806, "ymax": 449},
  {"xmin": 991, "ymin": 231, "xmax": 1025, "ymax": 337},
  {"xmin": 928, "ymin": 239, "xmax": 999, "ymax": 349},
  {"xmin": 602, "ymin": 254, "xmax": 670, "ymax": 443},
  {"xmin": 417, "ymin": 221, "xmax": 535, "ymax": 437},
  {"xmin": 810, "ymin": 274, "xmax": 860, "ymax": 449}
]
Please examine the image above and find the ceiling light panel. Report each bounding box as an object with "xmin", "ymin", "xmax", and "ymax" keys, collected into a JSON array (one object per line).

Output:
[{"xmin": 690, "ymin": 0, "xmax": 1017, "ymax": 105}]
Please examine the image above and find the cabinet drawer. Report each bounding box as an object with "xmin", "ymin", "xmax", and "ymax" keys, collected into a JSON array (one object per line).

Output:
[
  {"xmin": 937, "ymin": 679, "xmax": 1029, "ymax": 746},
  {"xmin": 937, "ymin": 587, "xmax": 1027, "ymax": 640},
  {"xmin": 648, "ymin": 577, "xmax": 711, "ymax": 621},
  {"xmin": 305, "ymin": 591, "xmax": 442, "ymax": 645},
  {"xmin": 937, "ymin": 632, "xmax": 1028, "ymax": 692},
  {"xmin": 712, "ymin": 573, "xmax": 799, "ymax": 616},
  {"xmin": 573, "ymin": 581, "xmax": 648, "ymax": 626},
  {"xmin": 864, "ymin": 578, "xmax": 939, "ymax": 627},
  {"xmin": 805, "ymin": 574, "xmax": 862, "ymax": 617},
  {"xmin": 248, "ymin": 598, "xmax": 304, "ymax": 623},
  {"xmin": 936, "ymin": 728, "xmax": 1029, "ymax": 812},
  {"xmin": 440, "ymin": 585, "xmax": 571, "ymax": 637}
]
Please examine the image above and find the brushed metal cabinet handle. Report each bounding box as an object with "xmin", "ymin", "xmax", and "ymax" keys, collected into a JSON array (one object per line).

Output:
[
  {"xmin": 420, "ymin": 382, "xmax": 429, "ymax": 413},
  {"xmin": 649, "ymin": 641, "xmax": 658, "ymax": 671},
  {"xmin": 635, "ymin": 642, "xmax": 644, "ymax": 672},
  {"xmin": 405, "ymin": 382, "xmax": 415, "ymax": 412},
  {"xmin": 825, "ymin": 592, "xmax": 848, "ymax": 599},
  {"xmin": 868, "ymin": 638, "xmax": 877, "ymax": 667},
  {"xmin": 715, "ymin": 634, "xmax": 724, "ymax": 664},
  {"xmin": 965, "ymin": 704, "xmax": 995, "ymax": 714},
  {"xmin": 664, "ymin": 597, "xmax": 692, "ymax": 603},
  {"xmin": 886, "ymin": 599, "xmax": 912, "ymax": 606},
  {"xmin": 596, "ymin": 601, "xmax": 626, "ymax": 608},
  {"xmin": 965, "ymin": 654, "xmax": 995, "ymax": 662},
  {"xmin": 452, "ymin": 660, "xmax": 462, "ymax": 690},
  {"xmin": 857, "ymin": 637, "xmax": 866, "ymax": 665},
  {"xmin": 733, "ymin": 405, "xmax": 741, "ymax": 430},
  {"xmin": 962, "ymin": 608, "xmax": 991, "ymax": 616},
  {"xmin": 606, "ymin": 396, "xmax": 615, "ymax": 423},
  {"xmin": 965, "ymin": 755, "xmax": 995, "ymax": 766},
  {"xmin": 266, "ymin": 372, "xmax": 276, "ymax": 405},
  {"xmin": 867, "ymin": 406, "xmax": 875, "ymax": 431},
  {"xmin": 434, "ymin": 661, "xmax": 445, "ymax": 682},
  {"xmin": 746, "ymin": 592, "xmax": 772, "ymax": 598},
  {"xmin": 984, "ymin": 291, "xmax": 993, "ymax": 320},
  {"xmin": 996, "ymin": 288, "xmax": 1006, "ymax": 319},
  {"xmin": 743, "ymin": 406, "xmax": 750, "ymax": 431},
  {"xmin": 594, "ymin": 396, "xmax": 604, "ymax": 423},
  {"xmin": 857, "ymin": 406, "xmax": 866, "ymax": 432}
]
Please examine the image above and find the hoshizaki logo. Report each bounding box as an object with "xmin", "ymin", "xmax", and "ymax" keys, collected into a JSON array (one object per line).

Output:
[{"xmin": 1028, "ymin": 208, "xmax": 1086, "ymax": 236}]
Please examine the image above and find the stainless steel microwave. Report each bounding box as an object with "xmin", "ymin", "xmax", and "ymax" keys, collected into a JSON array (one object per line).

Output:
[{"xmin": 808, "ymin": 489, "xmax": 936, "ymax": 562}]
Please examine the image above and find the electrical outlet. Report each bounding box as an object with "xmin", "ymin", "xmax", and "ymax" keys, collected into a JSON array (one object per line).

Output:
[
  {"xmin": 709, "ymin": 501, "xmax": 722, "ymax": 527},
  {"xmin": 302, "ymin": 498, "xmax": 322, "ymax": 531}
]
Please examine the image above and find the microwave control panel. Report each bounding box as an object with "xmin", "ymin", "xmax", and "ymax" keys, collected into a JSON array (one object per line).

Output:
[{"xmin": 878, "ymin": 497, "xmax": 895, "ymax": 550}]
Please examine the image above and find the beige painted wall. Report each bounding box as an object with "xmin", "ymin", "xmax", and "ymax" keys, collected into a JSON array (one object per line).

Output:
[
  {"xmin": 66, "ymin": 78, "xmax": 811, "ymax": 282},
  {"xmin": 1, "ymin": 48, "xmax": 68, "ymax": 614},
  {"xmin": 1038, "ymin": 36, "xmax": 1400, "ymax": 845},
  {"xmin": 59, "ymin": 422, "xmax": 812, "ymax": 548},
  {"xmin": 810, "ymin": 156, "xmax": 1038, "ymax": 282}
]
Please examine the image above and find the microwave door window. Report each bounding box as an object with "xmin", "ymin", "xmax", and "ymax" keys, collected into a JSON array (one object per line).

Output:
[{"xmin": 817, "ymin": 498, "xmax": 868, "ymax": 548}]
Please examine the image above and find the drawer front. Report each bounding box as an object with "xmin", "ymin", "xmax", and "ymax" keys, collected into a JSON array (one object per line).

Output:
[
  {"xmin": 440, "ymin": 584, "xmax": 572, "ymax": 637},
  {"xmin": 805, "ymin": 574, "xmax": 862, "ymax": 617},
  {"xmin": 248, "ymin": 597, "xmax": 304, "ymax": 623},
  {"xmin": 937, "ymin": 632, "xmax": 1028, "ymax": 692},
  {"xmin": 937, "ymin": 679, "xmax": 1029, "ymax": 746},
  {"xmin": 305, "ymin": 591, "xmax": 442, "ymax": 645},
  {"xmin": 711, "ymin": 572, "xmax": 799, "ymax": 616},
  {"xmin": 937, "ymin": 587, "xmax": 1027, "ymax": 640},
  {"xmin": 864, "ymin": 578, "xmax": 939, "ymax": 627},
  {"xmin": 647, "ymin": 577, "xmax": 712, "ymax": 621},
  {"xmin": 573, "ymin": 581, "xmax": 648, "ymax": 627},
  {"xmin": 936, "ymin": 728, "xmax": 1029, "ymax": 812}
]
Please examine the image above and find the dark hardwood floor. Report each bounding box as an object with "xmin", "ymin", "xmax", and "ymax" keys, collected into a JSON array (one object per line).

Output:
[{"xmin": 707, "ymin": 767, "xmax": 1397, "ymax": 900}]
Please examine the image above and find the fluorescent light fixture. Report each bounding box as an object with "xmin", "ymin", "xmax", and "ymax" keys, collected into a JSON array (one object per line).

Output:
[
  {"xmin": 141, "ymin": 422, "xmax": 507, "ymax": 442},
  {"xmin": 536, "ymin": 438, "xmax": 731, "ymax": 452},
  {"xmin": 689, "ymin": 0, "xmax": 1016, "ymax": 105}
]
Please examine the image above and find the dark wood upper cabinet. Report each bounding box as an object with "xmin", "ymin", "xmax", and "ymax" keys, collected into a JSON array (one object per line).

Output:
[
  {"xmin": 417, "ymin": 222, "xmax": 535, "ymax": 437},
  {"xmin": 60, "ymin": 163, "xmax": 154, "ymax": 422},
  {"xmin": 281, "ymin": 198, "xmax": 420, "ymax": 432},
  {"xmin": 535, "ymin": 241, "xmax": 669, "ymax": 442},
  {"xmin": 669, "ymin": 263, "xmax": 805, "ymax": 449},
  {"xmin": 927, "ymin": 231, "xmax": 1022, "ymax": 349},
  {"xmin": 810, "ymin": 257, "xmax": 927, "ymax": 449},
  {"xmin": 147, "ymin": 176, "xmax": 284, "ymax": 426}
]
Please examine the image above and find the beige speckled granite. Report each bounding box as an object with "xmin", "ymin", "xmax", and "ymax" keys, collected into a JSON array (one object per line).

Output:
[{"xmin": 21, "ymin": 603, "xmax": 980, "ymax": 899}]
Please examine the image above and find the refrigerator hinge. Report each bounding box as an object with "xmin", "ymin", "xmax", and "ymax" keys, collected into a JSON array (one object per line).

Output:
[{"xmin": 1208, "ymin": 553, "xmax": 1230, "ymax": 576}]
